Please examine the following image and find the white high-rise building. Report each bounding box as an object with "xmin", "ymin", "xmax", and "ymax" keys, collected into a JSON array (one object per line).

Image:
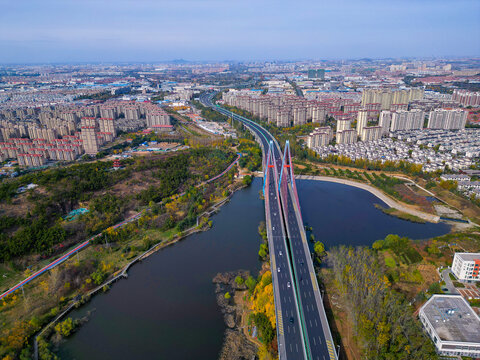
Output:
[
  {"xmin": 80, "ymin": 117, "xmax": 99, "ymax": 155},
  {"xmin": 379, "ymin": 111, "xmax": 393, "ymax": 135},
  {"xmin": 336, "ymin": 119, "xmax": 351, "ymax": 132},
  {"xmin": 390, "ymin": 109, "xmax": 424, "ymax": 132},
  {"xmin": 362, "ymin": 88, "xmax": 424, "ymax": 110},
  {"xmin": 336, "ymin": 129, "xmax": 357, "ymax": 144},
  {"xmin": 428, "ymin": 109, "xmax": 467, "ymax": 130},
  {"xmin": 361, "ymin": 126, "xmax": 382, "ymax": 142},
  {"xmin": 306, "ymin": 127, "xmax": 333, "ymax": 148},
  {"xmin": 356, "ymin": 109, "xmax": 368, "ymax": 135}
]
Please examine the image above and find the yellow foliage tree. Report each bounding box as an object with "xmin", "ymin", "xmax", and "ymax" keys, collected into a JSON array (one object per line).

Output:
[{"xmin": 250, "ymin": 271, "xmax": 276, "ymax": 329}]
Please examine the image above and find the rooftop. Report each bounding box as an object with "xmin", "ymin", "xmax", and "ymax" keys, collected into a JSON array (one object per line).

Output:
[
  {"xmin": 456, "ymin": 252, "xmax": 480, "ymax": 262},
  {"xmin": 422, "ymin": 295, "xmax": 480, "ymax": 344}
]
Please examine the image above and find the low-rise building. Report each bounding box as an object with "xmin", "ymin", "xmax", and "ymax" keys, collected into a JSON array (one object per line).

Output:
[
  {"xmin": 419, "ymin": 294, "xmax": 480, "ymax": 357},
  {"xmin": 452, "ymin": 252, "xmax": 480, "ymax": 282},
  {"xmin": 440, "ymin": 174, "xmax": 471, "ymax": 182}
]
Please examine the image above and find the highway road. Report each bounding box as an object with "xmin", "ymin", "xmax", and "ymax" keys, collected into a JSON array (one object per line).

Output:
[
  {"xmin": 200, "ymin": 93, "xmax": 337, "ymax": 360},
  {"xmin": 265, "ymin": 146, "xmax": 307, "ymax": 359},
  {"xmin": 200, "ymin": 93, "xmax": 306, "ymax": 359}
]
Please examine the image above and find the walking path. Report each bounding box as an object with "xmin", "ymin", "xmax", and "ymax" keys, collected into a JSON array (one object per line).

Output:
[
  {"xmin": 1, "ymin": 153, "xmax": 241, "ymax": 301},
  {"xmin": 32, "ymin": 186, "xmax": 243, "ymax": 360},
  {"xmin": 440, "ymin": 268, "xmax": 460, "ymax": 295},
  {"xmin": 295, "ymin": 175, "xmax": 441, "ymax": 223}
]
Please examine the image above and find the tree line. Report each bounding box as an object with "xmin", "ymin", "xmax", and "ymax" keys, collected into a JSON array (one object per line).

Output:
[{"xmin": 326, "ymin": 246, "xmax": 438, "ymax": 359}]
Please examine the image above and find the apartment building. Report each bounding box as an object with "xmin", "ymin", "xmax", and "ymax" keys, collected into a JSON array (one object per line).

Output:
[
  {"xmin": 336, "ymin": 119, "xmax": 351, "ymax": 132},
  {"xmin": 360, "ymin": 126, "xmax": 382, "ymax": 142},
  {"xmin": 306, "ymin": 127, "xmax": 333, "ymax": 148},
  {"xmin": 452, "ymin": 89, "xmax": 480, "ymax": 107},
  {"xmin": 390, "ymin": 109, "xmax": 424, "ymax": 132},
  {"xmin": 222, "ymin": 91, "xmax": 326, "ymax": 127},
  {"xmin": 361, "ymin": 88, "xmax": 424, "ymax": 110},
  {"xmin": 336, "ymin": 129, "xmax": 357, "ymax": 145},
  {"xmin": 379, "ymin": 111, "xmax": 393, "ymax": 135},
  {"xmin": 428, "ymin": 109, "xmax": 467, "ymax": 130},
  {"xmin": 80, "ymin": 117, "xmax": 99, "ymax": 155},
  {"xmin": 356, "ymin": 109, "xmax": 368, "ymax": 135}
]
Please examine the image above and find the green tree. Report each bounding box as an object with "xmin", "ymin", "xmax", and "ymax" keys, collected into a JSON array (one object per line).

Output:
[
  {"xmin": 253, "ymin": 313, "xmax": 275, "ymax": 344},
  {"xmin": 90, "ymin": 270, "xmax": 106, "ymax": 285},
  {"xmin": 245, "ymin": 276, "xmax": 257, "ymax": 293},
  {"xmin": 257, "ymin": 221, "xmax": 267, "ymax": 241},
  {"xmin": 54, "ymin": 318, "xmax": 75, "ymax": 337},
  {"xmin": 372, "ymin": 239, "xmax": 384, "ymax": 250},
  {"xmin": 258, "ymin": 243, "xmax": 268, "ymax": 259},
  {"xmin": 428, "ymin": 282, "xmax": 442, "ymax": 294},
  {"xmin": 242, "ymin": 175, "xmax": 253, "ymax": 186},
  {"xmin": 235, "ymin": 276, "xmax": 244, "ymax": 286},
  {"xmin": 314, "ymin": 241, "xmax": 326, "ymax": 258}
]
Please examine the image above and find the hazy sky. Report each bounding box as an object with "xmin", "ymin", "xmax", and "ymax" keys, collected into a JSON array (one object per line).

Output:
[{"xmin": 1, "ymin": 0, "xmax": 479, "ymax": 63}]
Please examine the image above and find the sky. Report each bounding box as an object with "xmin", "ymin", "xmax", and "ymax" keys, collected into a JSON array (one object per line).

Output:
[{"xmin": 0, "ymin": 0, "xmax": 479, "ymax": 64}]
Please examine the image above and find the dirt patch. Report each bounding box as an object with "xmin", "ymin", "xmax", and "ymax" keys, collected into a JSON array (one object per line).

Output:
[
  {"xmin": 0, "ymin": 189, "xmax": 39, "ymax": 218},
  {"xmin": 417, "ymin": 264, "xmax": 440, "ymax": 285},
  {"xmin": 434, "ymin": 187, "xmax": 480, "ymax": 223},
  {"xmin": 394, "ymin": 184, "xmax": 434, "ymax": 213},
  {"xmin": 434, "ymin": 204, "xmax": 463, "ymax": 219}
]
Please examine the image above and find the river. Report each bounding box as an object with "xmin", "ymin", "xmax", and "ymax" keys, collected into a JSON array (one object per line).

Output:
[{"xmin": 57, "ymin": 178, "xmax": 449, "ymax": 359}]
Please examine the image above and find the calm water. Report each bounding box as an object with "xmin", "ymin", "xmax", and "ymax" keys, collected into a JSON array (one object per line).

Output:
[
  {"xmin": 297, "ymin": 180, "xmax": 450, "ymax": 247},
  {"xmin": 58, "ymin": 178, "xmax": 449, "ymax": 359}
]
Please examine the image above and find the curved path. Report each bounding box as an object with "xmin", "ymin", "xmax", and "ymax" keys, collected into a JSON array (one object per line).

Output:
[
  {"xmin": 295, "ymin": 175, "xmax": 440, "ymax": 223},
  {"xmin": 0, "ymin": 153, "xmax": 241, "ymax": 301}
]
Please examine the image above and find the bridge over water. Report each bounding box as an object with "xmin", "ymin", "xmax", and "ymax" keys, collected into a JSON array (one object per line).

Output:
[{"xmin": 200, "ymin": 93, "xmax": 338, "ymax": 360}]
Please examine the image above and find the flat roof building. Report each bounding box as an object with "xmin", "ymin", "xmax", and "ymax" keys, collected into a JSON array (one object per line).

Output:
[
  {"xmin": 452, "ymin": 252, "xmax": 480, "ymax": 282},
  {"xmin": 419, "ymin": 294, "xmax": 480, "ymax": 357}
]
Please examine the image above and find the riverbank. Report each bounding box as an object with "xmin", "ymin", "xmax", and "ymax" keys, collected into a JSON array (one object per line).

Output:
[
  {"xmin": 33, "ymin": 182, "xmax": 248, "ymax": 359},
  {"xmin": 296, "ymin": 175, "xmax": 441, "ymax": 223},
  {"xmin": 374, "ymin": 204, "xmax": 426, "ymax": 223},
  {"xmin": 0, "ymin": 146, "xmax": 244, "ymax": 358},
  {"xmin": 213, "ymin": 270, "xmax": 258, "ymax": 360}
]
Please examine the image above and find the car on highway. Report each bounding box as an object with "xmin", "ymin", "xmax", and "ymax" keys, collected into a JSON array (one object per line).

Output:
[{"xmin": 287, "ymin": 281, "xmax": 291, "ymax": 288}]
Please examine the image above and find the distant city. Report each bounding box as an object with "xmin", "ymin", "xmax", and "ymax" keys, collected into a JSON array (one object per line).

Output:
[{"xmin": 1, "ymin": 58, "xmax": 480, "ymax": 359}]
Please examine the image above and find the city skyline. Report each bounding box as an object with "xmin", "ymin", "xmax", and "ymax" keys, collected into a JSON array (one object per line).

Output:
[{"xmin": 1, "ymin": 0, "xmax": 479, "ymax": 64}]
